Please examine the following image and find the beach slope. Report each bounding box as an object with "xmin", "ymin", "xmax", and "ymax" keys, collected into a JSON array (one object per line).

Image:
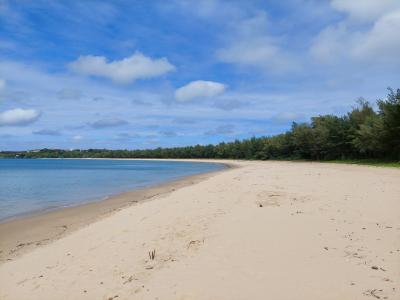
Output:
[{"xmin": 0, "ymin": 161, "xmax": 399, "ymax": 299}]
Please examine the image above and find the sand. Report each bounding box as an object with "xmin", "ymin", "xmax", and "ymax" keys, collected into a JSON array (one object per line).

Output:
[{"xmin": 0, "ymin": 160, "xmax": 399, "ymax": 299}]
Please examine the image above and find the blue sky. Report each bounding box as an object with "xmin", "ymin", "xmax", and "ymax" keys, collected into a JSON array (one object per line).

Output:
[{"xmin": 0, "ymin": 0, "xmax": 399, "ymax": 150}]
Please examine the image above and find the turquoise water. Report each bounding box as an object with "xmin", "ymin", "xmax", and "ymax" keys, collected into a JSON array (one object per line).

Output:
[{"xmin": 0, "ymin": 159, "xmax": 223, "ymax": 221}]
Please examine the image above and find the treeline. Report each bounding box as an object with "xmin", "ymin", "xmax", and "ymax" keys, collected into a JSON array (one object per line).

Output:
[{"xmin": 1, "ymin": 88, "xmax": 399, "ymax": 161}]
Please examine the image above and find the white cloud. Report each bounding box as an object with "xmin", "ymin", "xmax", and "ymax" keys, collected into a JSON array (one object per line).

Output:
[
  {"xmin": 311, "ymin": 23, "xmax": 355, "ymax": 63},
  {"xmin": 175, "ymin": 80, "xmax": 226, "ymax": 102},
  {"xmin": 353, "ymin": 10, "xmax": 400, "ymax": 63},
  {"xmin": 312, "ymin": 2, "xmax": 400, "ymax": 65},
  {"xmin": 69, "ymin": 51, "xmax": 175, "ymax": 83},
  {"xmin": 218, "ymin": 38, "xmax": 284, "ymax": 68},
  {"xmin": 0, "ymin": 79, "xmax": 5, "ymax": 91},
  {"xmin": 331, "ymin": 0, "xmax": 400, "ymax": 22},
  {"xmin": 0, "ymin": 108, "xmax": 40, "ymax": 126},
  {"xmin": 216, "ymin": 12, "xmax": 298, "ymax": 73}
]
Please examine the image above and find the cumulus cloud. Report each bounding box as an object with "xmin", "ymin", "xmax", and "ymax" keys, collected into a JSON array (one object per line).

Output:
[
  {"xmin": 331, "ymin": 0, "xmax": 400, "ymax": 22},
  {"xmin": 69, "ymin": 52, "xmax": 175, "ymax": 83},
  {"xmin": 33, "ymin": 129, "xmax": 61, "ymax": 136},
  {"xmin": 216, "ymin": 12, "xmax": 298, "ymax": 73},
  {"xmin": 175, "ymin": 80, "xmax": 226, "ymax": 101},
  {"xmin": 217, "ymin": 41, "xmax": 296, "ymax": 73},
  {"xmin": 90, "ymin": 118, "xmax": 129, "ymax": 129},
  {"xmin": 312, "ymin": 1, "xmax": 400, "ymax": 65},
  {"xmin": 354, "ymin": 11, "xmax": 400, "ymax": 63},
  {"xmin": 0, "ymin": 108, "xmax": 40, "ymax": 126},
  {"xmin": 310, "ymin": 23, "xmax": 350, "ymax": 63}
]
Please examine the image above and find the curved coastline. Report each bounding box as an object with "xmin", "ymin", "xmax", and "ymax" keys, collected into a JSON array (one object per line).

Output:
[{"xmin": 0, "ymin": 159, "xmax": 234, "ymax": 262}]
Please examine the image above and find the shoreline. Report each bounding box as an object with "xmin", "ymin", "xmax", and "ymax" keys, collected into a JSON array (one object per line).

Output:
[
  {"xmin": 0, "ymin": 160, "xmax": 234, "ymax": 262},
  {"xmin": 0, "ymin": 158, "xmax": 229, "ymax": 224}
]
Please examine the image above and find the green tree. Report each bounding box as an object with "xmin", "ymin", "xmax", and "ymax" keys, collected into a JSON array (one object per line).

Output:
[{"xmin": 378, "ymin": 88, "xmax": 400, "ymax": 159}]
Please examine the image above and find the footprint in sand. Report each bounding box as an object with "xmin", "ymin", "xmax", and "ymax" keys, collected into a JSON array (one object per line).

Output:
[
  {"xmin": 187, "ymin": 239, "xmax": 204, "ymax": 251},
  {"xmin": 256, "ymin": 191, "xmax": 285, "ymax": 207}
]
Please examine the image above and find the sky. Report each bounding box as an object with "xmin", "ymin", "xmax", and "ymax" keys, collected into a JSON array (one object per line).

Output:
[{"xmin": 0, "ymin": 0, "xmax": 399, "ymax": 150}]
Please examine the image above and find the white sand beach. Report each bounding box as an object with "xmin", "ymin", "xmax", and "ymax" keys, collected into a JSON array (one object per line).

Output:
[{"xmin": 0, "ymin": 160, "xmax": 399, "ymax": 300}]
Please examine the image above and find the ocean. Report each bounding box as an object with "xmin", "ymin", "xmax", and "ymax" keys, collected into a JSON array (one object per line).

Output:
[{"xmin": 0, "ymin": 159, "xmax": 224, "ymax": 221}]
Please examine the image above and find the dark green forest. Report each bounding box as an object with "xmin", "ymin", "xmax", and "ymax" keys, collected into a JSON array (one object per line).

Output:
[{"xmin": 1, "ymin": 88, "xmax": 399, "ymax": 161}]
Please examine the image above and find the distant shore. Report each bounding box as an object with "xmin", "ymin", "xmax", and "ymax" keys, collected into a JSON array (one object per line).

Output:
[{"xmin": 0, "ymin": 160, "xmax": 399, "ymax": 300}]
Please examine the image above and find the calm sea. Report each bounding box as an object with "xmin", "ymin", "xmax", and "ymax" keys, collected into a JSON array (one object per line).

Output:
[{"xmin": 0, "ymin": 159, "xmax": 224, "ymax": 221}]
